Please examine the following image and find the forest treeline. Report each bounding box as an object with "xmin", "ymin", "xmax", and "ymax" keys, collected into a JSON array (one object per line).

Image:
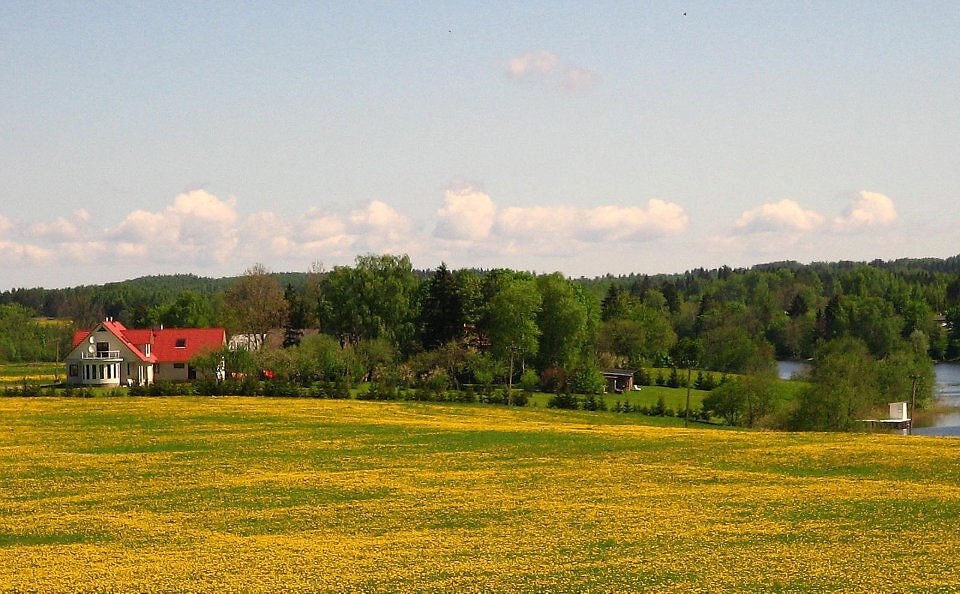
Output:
[{"xmin": 2, "ymin": 254, "xmax": 958, "ymax": 430}]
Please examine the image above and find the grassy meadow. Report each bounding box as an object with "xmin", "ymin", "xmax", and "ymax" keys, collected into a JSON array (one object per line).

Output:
[
  {"xmin": 0, "ymin": 361, "xmax": 61, "ymax": 386},
  {"xmin": 2, "ymin": 396, "xmax": 960, "ymax": 592}
]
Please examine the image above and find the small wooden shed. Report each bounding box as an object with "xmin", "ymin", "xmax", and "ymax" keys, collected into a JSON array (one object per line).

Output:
[{"xmin": 601, "ymin": 369, "xmax": 635, "ymax": 393}]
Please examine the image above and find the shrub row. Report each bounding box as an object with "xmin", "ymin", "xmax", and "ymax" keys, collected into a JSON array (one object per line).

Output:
[
  {"xmin": 358, "ymin": 383, "xmax": 529, "ymax": 406},
  {"xmin": 2, "ymin": 383, "xmax": 94, "ymax": 398},
  {"xmin": 128, "ymin": 379, "xmax": 354, "ymax": 399},
  {"xmin": 611, "ymin": 398, "xmax": 711, "ymax": 421},
  {"xmin": 546, "ymin": 392, "xmax": 607, "ymax": 411}
]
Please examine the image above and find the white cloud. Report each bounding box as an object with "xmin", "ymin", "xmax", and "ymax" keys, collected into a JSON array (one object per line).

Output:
[
  {"xmin": 496, "ymin": 205, "xmax": 578, "ymax": 238},
  {"xmin": 579, "ymin": 200, "xmax": 689, "ymax": 241},
  {"xmin": 240, "ymin": 211, "xmax": 296, "ymax": 257},
  {"xmin": 350, "ymin": 200, "xmax": 411, "ymax": 238},
  {"xmin": 562, "ymin": 68, "xmax": 597, "ymax": 92},
  {"xmin": 505, "ymin": 50, "xmax": 560, "ymax": 78},
  {"xmin": 0, "ymin": 240, "xmax": 54, "ymax": 266},
  {"xmin": 504, "ymin": 50, "xmax": 596, "ymax": 93},
  {"xmin": 434, "ymin": 186, "xmax": 498, "ymax": 241},
  {"xmin": 106, "ymin": 190, "xmax": 239, "ymax": 263},
  {"xmin": 29, "ymin": 210, "xmax": 91, "ymax": 242},
  {"xmin": 238, "ymin": 201, "xmax": 413, "ymax": 262},
  {"xmin": 489, "ymin": 199, "xmax": 687, "ymax": 249},
  {"xmin": 294, "ymin": 209, "xmax": 354, "ymax": 255},
  {"xmin": 109, "ymin": 209, "xmax": 165, "ymax": 243},
  {"xmin": 300, "ymin": 208, "xmax": 347, "ymax": 239},
  {"xmin": 735, "ymin": 199, "xmax": 825, "ymax": 233},
  {"xmin": 170, "ymin": 190, "xmax": 237, "ymax": 224},
  {"xmin": 834, "ymin": 191, "xmax": 897, "ymax": 231}
]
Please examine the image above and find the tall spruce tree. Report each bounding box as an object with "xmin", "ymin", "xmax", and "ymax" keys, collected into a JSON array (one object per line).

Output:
[{"xmin": 420, "ymin": 263, "xmax": 465, "ymax": 350}]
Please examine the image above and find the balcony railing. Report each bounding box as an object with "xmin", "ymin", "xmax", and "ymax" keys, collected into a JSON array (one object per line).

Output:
[{"xmin": 81, "ymin": 351, "xmax": 122, "ymax": 360}]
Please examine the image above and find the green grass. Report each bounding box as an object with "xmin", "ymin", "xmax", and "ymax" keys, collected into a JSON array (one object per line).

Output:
[
  {"xmin": 527, "ymin": 384, "xmax": 708, "ymax": 412},
  {"xmin": 0, "ymin": 361, "xmax": 61, "ymax": 376},
  {"xmin": 0, "ymin": 362, "xmax": 61, "ymax": 384}
]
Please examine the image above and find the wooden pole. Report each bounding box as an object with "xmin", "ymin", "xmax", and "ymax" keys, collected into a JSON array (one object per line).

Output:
[{"xmin": 909, "ymin": 373, "xmax": 920, "ymax": 436}]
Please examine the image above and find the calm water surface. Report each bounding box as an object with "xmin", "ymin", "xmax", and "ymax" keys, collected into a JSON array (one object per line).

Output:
[
  {"xmin": 776, "ymin": 360, "xmax": 810, "ymax": 381},
  {"xmin": 775, "ymin": 360, "xmax": 960, "ymax": 436},
  {"xmin": 914, "ymin": 363, "xmax": 960, "ymax": 436}
]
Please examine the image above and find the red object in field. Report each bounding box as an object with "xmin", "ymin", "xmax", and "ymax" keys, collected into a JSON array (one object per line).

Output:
[{"xmin": 261, "ymin": 369, "xmax": 275, "ymax": 379}]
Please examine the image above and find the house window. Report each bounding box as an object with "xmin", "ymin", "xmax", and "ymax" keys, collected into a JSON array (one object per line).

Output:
[
  {"xmin": 96, "ymin": 341, "xmax": 110, "ymax": 357},
  {"xmin": 175, "ymin": 339, "xmax": 187, "ymax": 348},
  {"xmin": 173, "ymin": 363, "xmax": 185, "ymax": 369},
  {"xmin": 69, "ymin": 364, "xmax": 78, "ymax": 377}
]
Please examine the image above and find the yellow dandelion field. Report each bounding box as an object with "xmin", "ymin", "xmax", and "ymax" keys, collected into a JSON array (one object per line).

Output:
[{"xmin": 2, "ymin": 397, "xmax": 960, "ymax": 592}]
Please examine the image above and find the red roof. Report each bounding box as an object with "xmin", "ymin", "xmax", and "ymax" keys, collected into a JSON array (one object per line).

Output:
[
  {"xmin": 73, "ymin": 321, "xmax": 225, "ymax": 364},
  {"xmin": 151, "ymin": 328, "xmax": 226, "ymax": 363},
  {"xmin": 123, "ymin": 329, "xmax": 155, "ymax": 347}
]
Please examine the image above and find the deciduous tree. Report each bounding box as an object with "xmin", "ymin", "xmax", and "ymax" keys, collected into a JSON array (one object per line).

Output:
[
  {"xmin": 485, "ymin": 278, "xmax": 542, "ymax": 401},
  {"xmin": 226, "ymin": 264, "xmax": 287, "ymax": 349}
]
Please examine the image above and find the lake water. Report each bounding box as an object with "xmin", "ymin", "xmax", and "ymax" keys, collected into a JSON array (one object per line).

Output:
[
  {"xmin": 914, "ymin": 363, "xmax": 960, "ymax": 436},
  {"xmin": 776, "ymin": 360, "xmax": 810, "ymax": 381},
  {"xmin": 775, "ymin": 360, "xmax": 960, "ymax": 436}
]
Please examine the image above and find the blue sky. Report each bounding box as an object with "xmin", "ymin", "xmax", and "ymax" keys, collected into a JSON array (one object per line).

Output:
[{"xmin": 1, "ymin": 2, "xmax": 958, "ymax": 289}]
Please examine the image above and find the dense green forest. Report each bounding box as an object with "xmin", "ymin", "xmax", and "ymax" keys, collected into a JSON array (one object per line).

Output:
[{"xmin": 3, "ymin": 254, "xmax": 958, "ymax": 430}]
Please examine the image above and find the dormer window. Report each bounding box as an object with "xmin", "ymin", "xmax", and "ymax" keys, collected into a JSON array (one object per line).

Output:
[{"xmin": 175, "ymin": 338, "xmax": 187, "ymax": 348}]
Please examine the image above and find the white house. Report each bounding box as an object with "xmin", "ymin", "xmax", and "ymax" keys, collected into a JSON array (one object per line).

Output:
[{"xmin": 65, "ymin": 319, "xmax": 226, "ymax": 387}]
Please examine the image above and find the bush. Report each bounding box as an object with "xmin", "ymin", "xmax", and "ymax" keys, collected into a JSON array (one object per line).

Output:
[
  {"xmin": 455, "ymin": 388, "xmax": 476, "ymax": 403},
  {"xmin": 651, "ymin": 396, "xmax": 667, "ymax": 416},
  {"xmin": 581, "ymin": 394, "xmax": 607, "ymax": 412},
  {"xmin": 547, "ymin": 392, "xmax": 580, "ymax": 410},
  {"xmin": 540, "ymin": 367, "xmax": 568, "ymax": 393},
  {"xmin": 694, "ymin": 370, "xmax": 717, "ymax": 391},
  {"xmin": 333, "ymin": 379, "xmax": 352, "ymax": 399},
  {"xmin": 2, "ymin": 383, "xmax": 39, "ymax": 397},
  {"xmin": 511, "ymin": 390, "xmax": 529, "ymax": 407},
  {"xmin": 570, "ymin": 366, "xmax": 606, "ymax": 395},
  {"xmin": 667, "ymin": 367, "xmax": 682, "ymax": 389},
  {"xmin": 421, "ymin": 367, "xmax": 450, "ymax": 392},
  {"xmin": 634, "ymin": 368, "xmax": 651, "ymax": 386},
  {"xmin": 520, "ymin": 369, "xmax": 540, "ymax": 393}
]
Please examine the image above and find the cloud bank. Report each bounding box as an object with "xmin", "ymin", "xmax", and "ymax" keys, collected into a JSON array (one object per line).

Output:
[
  {"xmin": 433, "ymin": 187, "xmax": 688, "ymax": 252},
  {"xmin": 0, "ymin": 187, "xmax": 688, "ymax": 280},
  {"xmin": 0, "ymin": 187, "xmax": 903, "ymax": 287},
  {"xmin": 719, "ymin": 191, "xmax": 901, "ymax": 263},
  {"xmin": 732, "ymin": 191, "xmax": 897, "ymax": 237}
]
